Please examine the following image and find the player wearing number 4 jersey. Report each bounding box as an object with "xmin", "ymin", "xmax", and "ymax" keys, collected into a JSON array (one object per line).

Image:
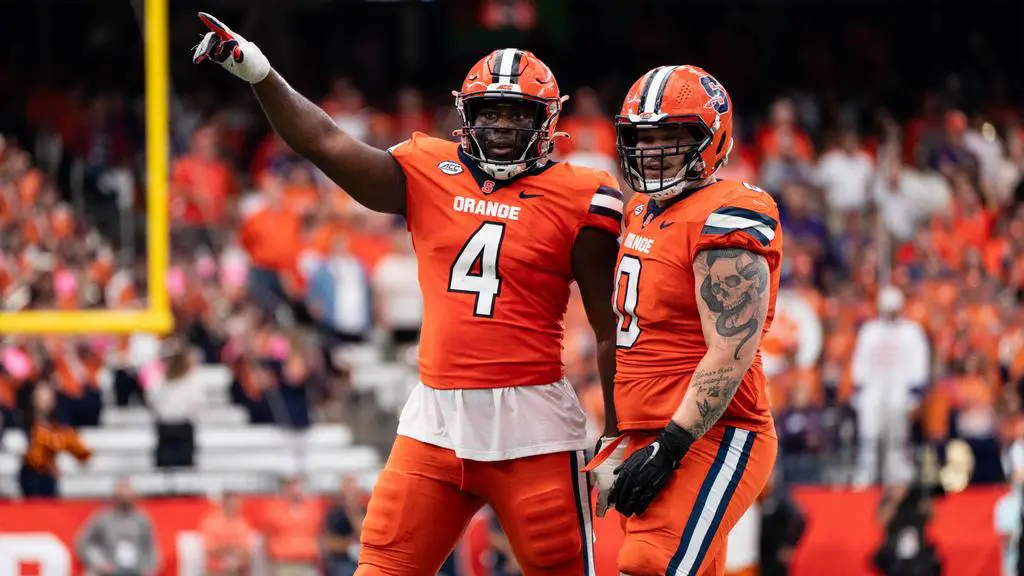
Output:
[
  {"xmin": 585, "ymin": 65, "xmax": 781, "ymax": 576},
  {"xmin": 193, "ymin": 14, "xmax": 622, "ymax": 576}
]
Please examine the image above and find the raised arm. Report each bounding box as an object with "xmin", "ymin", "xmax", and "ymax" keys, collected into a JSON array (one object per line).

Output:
[
  {"xmin": 193, "ymin": 13, "xmax": 405, "ymax": 215},
  {"xmin": 672, "ymin": 248, "xmax": 770, "ymax": 438}
]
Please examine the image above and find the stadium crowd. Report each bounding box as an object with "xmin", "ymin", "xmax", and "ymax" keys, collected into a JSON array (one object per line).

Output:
[
  {"xmin": 0, "ymin": 24, "xmax": 1018, "ymax": 576},
  {"xmin": 3, "ymin": 63, "xmax": 1024, "ymax": 491}
]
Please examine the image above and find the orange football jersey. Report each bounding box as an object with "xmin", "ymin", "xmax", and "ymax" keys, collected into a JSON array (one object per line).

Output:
[
  {"xmin": 388, "ymin": 132, "xmax": 623, "ymax": 390},
  {"xmin": 613, "ymin": 179, "xmax": 782, "ymax": 432}
]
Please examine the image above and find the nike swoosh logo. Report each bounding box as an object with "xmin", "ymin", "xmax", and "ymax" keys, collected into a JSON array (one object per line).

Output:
[
  {"xmin": 659, "ymin": 221, "xmax": 674, "ymax": 229},
  {"xmin": 645, "ymin": 442, "xmax": 660, "ymax": 466},
  {"xmin": 519, "ymin": 191, "xmax": 544, "ymax": 199}
]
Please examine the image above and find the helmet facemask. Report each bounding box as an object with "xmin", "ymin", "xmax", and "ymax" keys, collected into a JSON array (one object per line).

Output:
[
  {"xmin": 455, "ymin": 93, "xmax": 558, "ymax": 180},
  {"xmin": 616, "ymin": 117, "xmax": 713, "ymax": 201}
]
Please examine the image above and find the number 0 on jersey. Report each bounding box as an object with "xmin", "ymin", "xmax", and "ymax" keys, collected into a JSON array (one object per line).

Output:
[{"xmin": 614, "ymin": 255, "xmax": 642, "ymax": 347}]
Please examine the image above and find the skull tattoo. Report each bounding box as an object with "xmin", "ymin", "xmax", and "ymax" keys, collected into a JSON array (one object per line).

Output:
[{"xmin": 699, "ymin": 249, "xmax": 768, "ymax": 359}]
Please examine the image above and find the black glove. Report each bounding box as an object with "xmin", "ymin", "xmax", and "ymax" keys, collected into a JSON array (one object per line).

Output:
[{"xmin": 608, "ymin": 421, "xmax": 696, "ymax": 517}]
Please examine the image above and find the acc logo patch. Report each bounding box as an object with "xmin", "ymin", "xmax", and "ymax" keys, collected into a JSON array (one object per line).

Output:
[
  {"xmin": 438, "ymin": 160, "xmax": 463, "ymax": 175},
  {"xmin": 633, "ymin": 204, "xmax": 645, "ymax": 216}
]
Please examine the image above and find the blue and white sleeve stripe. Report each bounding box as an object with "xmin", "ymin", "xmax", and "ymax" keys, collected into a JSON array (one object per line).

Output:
[{"xmin": 701, "ymin": 206, "xmax": 778, "ymax": 246}]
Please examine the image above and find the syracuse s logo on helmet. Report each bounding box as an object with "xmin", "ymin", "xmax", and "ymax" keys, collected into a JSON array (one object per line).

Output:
[{"xmin": 438, "ymin": 160, "xmax": 464, "ymax": 175}]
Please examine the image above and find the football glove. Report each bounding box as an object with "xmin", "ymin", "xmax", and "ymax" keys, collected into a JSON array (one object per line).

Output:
[
  {"xmin": 589, "ymin": 435, "xmax": 627, "ymax": 517},
  {"xmin": 192, "ymin": 12, "xmax": 270, "ymax": 84},
  {"xmin": 608, "ymin": 421, "xmax": 695, "ymax": 517}
]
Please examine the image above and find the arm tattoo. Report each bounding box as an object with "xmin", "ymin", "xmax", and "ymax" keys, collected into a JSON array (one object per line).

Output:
[
  {"xmin": 698, "ymin": 248, "xmax": 770, "ymax": 360},
  {"xmin": 685, "ymin": 366, "xmax": 742, "ymax": 437}
]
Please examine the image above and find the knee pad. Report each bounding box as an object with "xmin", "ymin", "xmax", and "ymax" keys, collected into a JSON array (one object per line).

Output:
[{"xmin": 512, "ymin": 487, "xmax": 583, "ymax": 568}]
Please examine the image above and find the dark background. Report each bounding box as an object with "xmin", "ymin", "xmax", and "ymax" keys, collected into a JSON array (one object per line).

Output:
[{"xmin": 1, "ymin": 0, "xmax": 1022, "ymax": 141}]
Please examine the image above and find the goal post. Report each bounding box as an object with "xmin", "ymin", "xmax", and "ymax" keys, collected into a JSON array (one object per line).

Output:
[{"xmin": 0, "ymin": 0, "xmax": 172, "ymax": 335}]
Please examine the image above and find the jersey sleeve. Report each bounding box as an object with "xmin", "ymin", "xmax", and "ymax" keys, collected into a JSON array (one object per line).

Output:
[
  {"xmin": 580, "ymin": 173, "xmax": 625, "ymax": 236},
  {"xmin": 692, "ymin": 190, "xmax": 783, "ymax": 265},
  {"xmin": 385, "ymin": 132, "xmax": 431, "ymax": 230},
  {"xmin": 385, "ymin": 131, "xmax": 429, "ymax": 165}
]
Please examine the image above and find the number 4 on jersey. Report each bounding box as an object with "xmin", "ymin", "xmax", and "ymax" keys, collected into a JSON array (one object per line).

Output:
[
  {"xmin": 449, "ymin": 222, "xmax": 505, "ymax": 317},
  {"xmin": 614, "ymin": 255, "xmax": 642, "ymax": 347}
]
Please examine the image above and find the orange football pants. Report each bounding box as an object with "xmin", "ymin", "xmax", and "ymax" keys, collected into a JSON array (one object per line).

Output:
[
  {"xmin": 618, "ymin": 425, "xmax": 776, "ymax": 576},
  {"xmin": 355, "ymin": 435, "xmax": 595, "ymax": 576}
]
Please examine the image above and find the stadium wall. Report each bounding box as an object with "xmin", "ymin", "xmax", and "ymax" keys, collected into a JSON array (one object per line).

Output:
[{"xmin": 0, "ymin": 487, "xmax": 1005, "ymax": 576}]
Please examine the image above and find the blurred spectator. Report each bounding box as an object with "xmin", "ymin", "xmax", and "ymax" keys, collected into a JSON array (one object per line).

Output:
[
  {"xmin": 964, "ymin": 116, "xmax": 1004, "ymax": 189},
  {"xmin": 393, "ymin": 87, "xmax": 433, "ymax": 141},
  {"xmin": 872, "ymin": 483, "xmax": 943, "ymax": 576},
  {"xmin": 562, "ymin": 126, "xmax": 619, "ymax": 175},
  {"xmin": 200, "ymin": 490, "xmax": 255, "ymax": 576},
  {"xmin": 20, "ymin": 382, "xmax": 91, "ymax": 498},
  {"xmin": 757, "ymin": 98, "xmax": 815, "ymax": 164},
  {"xmin": 717, "ymin": 133, "xmax": 757, "ymax": 184},
  {"xmin": 144, "ymin": 338, "xmax": 204, "ymax": 470},
  {"xmin": 320, "ymin": 476, "xmax": 365, "ymax": 576},
  {"xmin": 994, "ymin": 125, "xmax": 1024, "ymax": 205},
  {"xmin": 372, "ymin": 230, "xmax": 422, "ymax": 351},
  {"xmin": 76, "ymin": 478, "xmax": 159, "ymax": 576},
  {"xmin": 815, "ymin": 127, "xmax": 874, "ymax": 216},
  {"xmin": 776, "ymin": 378, "xmax": 826, "ymax": 485},
  {"xmin": 761, "ymin": 287, "xmax": 823, "ymax": 386},
  {"xmin": 556, "ymin": 87, "xmax": 617, "ymax": 166},
  {"xmin": 758, "ymin": 477, "xmax": 806, "ymax": 576},
  {"xmin": 996, "ymin": 433, "xmax": 1024, "ymax": 575},
  {"xmin": 480, "ymin": 0, "xmax": 537, "ymax": 31},
  {"xmin": 72, "ymin": 94, "xmax": 132, "ymax": 238},
  {"xmin": 928, "ymin": 110, "xmax": 979, "ymax": 179},
  {"xmin": 778, "ymin": 184, "xmax": 837, "ymax": 283},
  {"xmin": 953, "ymin": 353, "xmax": 1003, "ymax": 485},
  {"xmin": 322, "ymin": 78, "xmax": 371, "ymax": 144},
  {"xmin": 277, "ymin": 347, "xmax": 314, "ymax": 431},
  {"xmin": 262, "ymin": 476, "xmax": 322, "ymax": 576},
  {"xmin": 852, "ymin": 286, "xmax": 930, "ymax": 487},
  {"xmin": 872, "ymin": 149, "xmax": 952, "ymax": 242},
  {"xmin": 51, "ymin": 339, "xmax": 104, "ymax": 428},
  {"xmin": 239, "ymin": 177, "xmax": 303, "ymax": 316},
  {"xmin": 306, "ymin": 235, "xmax": 374, "ymax": 344},
  {"xmin": 170, "ymin": 125, "xmax": 239, "ymax": 252},
  {"xmin": 489, "ymin": 508, "xmax": 522, "ymax": 576},
  {"xmin": 108, "ymin": 332, "xmax": 161, "ymax": 407},
  {"xmin": 760, "ymin": 135, "xmax": 816, "ymax": 194}
]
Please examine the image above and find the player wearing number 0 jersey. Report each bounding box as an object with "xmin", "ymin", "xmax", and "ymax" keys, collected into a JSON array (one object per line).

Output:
[
  {"xmin": 585, "ymin": 66, "xmax": 781, "ymax": 576},
  {"xmin": 193, "ymin": 20, "xmax": 622, "ymax": 575}
]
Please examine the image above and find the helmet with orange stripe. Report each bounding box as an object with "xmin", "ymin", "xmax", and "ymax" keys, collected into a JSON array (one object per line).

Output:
[
  {"xmin": 616, "ymin": 65, "xmax": 734, "ymax": 201},
  {"xmin": 454, "ymin": 49, "xmax": 568, "ymax": 180}
]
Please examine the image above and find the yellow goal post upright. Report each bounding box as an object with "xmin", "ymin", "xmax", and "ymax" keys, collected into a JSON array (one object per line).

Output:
[{"xmin": 0, "ymin": 0, "xmax": 172, "ymax": 335}]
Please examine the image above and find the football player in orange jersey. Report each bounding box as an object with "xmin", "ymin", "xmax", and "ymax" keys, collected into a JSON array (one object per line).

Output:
[
  {"xmin": 193, "ymin": 15, "xmax": 622, "ymax": 576},
  {"xmin": 586, "ymin": 65, "xmax": 782, "ymax": 576}
]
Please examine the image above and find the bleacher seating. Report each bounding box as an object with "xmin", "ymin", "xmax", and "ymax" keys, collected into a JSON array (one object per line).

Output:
[{"xmin": 0, "ymin": 364, "xmax": 384, "ymax": 498}]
